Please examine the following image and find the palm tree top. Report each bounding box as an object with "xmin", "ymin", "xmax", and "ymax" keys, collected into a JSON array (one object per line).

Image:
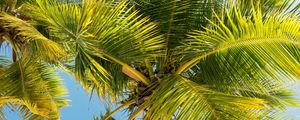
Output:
[{"xmin": 0, "ymin": 0, "xmax": 300, "ymax": 119}]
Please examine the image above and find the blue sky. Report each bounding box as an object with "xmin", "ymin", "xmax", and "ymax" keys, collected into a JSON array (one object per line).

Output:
[{"xmin": 58, "ymin": 72, "xmax": 128, "ymax": 120}]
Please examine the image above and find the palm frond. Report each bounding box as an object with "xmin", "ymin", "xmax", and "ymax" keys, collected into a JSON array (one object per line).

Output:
[
  {"xmin": 133, "ymin": 0, "xmax": 224, "ymax": 48},
  {"xmin": 164, "ymin": 3, "xmax": 300, "ymax": 119},
  {"xmin": 177, "ymin": 5, "xmax": 300, "ymax": 88},
  {"xmin": 0, "ymin": 12, "xmax": 66, "ymax": 61},
  {"xmin": 0, "ymin": 107, "xmax": 5, "ymax": 120},
  {"xmin": 262, "ymin": 109, "xmax": 295, "ymax": 120},
  {"xmin": 0, "ymin": 55, "xmax": 11, "ymax": 68},
  {"xmin": 89, "ymin": 57, "xmax": 132, "ymax": 101},
  {"xmin": 0, "ymin": 58, "xmax": 69, "ymax": 119},
  {"xmin": 135, "ymin": 75, "xmax": 276, "ymax": 120},
  {"xmin": 230, "ymin": 0, "xmax": 300, "ymax": 15},
  {"xmin": 22, "ymin": 0, "xmax": 165, "ymax": 101}
]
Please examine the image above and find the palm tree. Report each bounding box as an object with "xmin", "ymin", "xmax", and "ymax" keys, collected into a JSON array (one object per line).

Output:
[{"xmin": 0, "ymin": 0, "xmax": 300, "ymax": 119}]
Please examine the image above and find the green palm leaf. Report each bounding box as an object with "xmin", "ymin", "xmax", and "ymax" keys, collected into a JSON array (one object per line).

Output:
[
  {"xmin": 178, "ymin": 6, "xmax": 300, "ymax": 82},
  {"xmin": 0, "ymin": 108, "xmax": 5, "ymax": 120},
  {"xmin": 1, "ymin": 0, "xmax": 299, "ymax": 119},
  {"xmin": 23, "ymin": 0, "xmax": 165, "ymax": 101},
  {"xmin": 0, "ymin": 58, "xmax": 69, "ymax": 119},
  {"xmin": 166, "ymin": 3, "xmax": 300, "ymax": 119},
  {"xmin": 137, "ymin": 75, "xmax": 272, "ymax": 120},
  {"xmin": 133, "ymin": 0, "xmax": 224, "ymax": 48},
  {"xmin": 0, "ymin": 12, "xmax": 66, "ymax": 61}
]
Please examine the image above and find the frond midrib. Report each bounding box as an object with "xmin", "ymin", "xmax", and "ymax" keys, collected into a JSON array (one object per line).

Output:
[{"xmin": 176, "ymin": 37, "xmax": 299, "ymax": 74}]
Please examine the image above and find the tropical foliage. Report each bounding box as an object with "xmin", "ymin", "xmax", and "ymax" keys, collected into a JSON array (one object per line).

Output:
[{"xmin": 0, "ymin": 0, "xmax": 299, "ymax": 119}]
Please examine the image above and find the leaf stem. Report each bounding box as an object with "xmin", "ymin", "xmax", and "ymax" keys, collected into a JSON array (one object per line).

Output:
[{"xmin": 103, "ymin": 100, "xmax": 136, "ymax": 120}]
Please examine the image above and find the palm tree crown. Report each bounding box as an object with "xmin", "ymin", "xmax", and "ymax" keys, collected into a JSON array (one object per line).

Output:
[{"xmin": 0, "ymin": 0, "xmax": 300, "ymax": 119}]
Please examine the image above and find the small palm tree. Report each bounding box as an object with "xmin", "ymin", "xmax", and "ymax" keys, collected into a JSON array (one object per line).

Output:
[{"xmin": 0, "ymin": 0, "xmax": 300, "ymax": 119}]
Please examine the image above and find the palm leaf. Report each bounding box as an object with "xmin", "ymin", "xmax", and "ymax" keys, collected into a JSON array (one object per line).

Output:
[
  {"xmin": 0, "ymin": 58, "xmax": 69, "ymax": 119},
  {"xmin": 229, "ymin": 0, "xmax": 300, "ymax": 15},
  {"xmin": 0, "ymin": 12, "xmax": 66, "ymax": 61},
  {"xmin": 136, "ymin": 75, "xmax": 273, "ymax": 120},
  {"xmin": 167, "ymin": 3, "xmax": 300, "ymax": 119},
  {"xmin": 177, "ymin": 6, "xmax": 300, "ymax": 86},
  {"xmin": 0, "ymin": 107, "xmax": 6, "ymax": 120},
  {"xmin": 133, "ymin": 0, "xmax": 224, "ymax": 48},
  {"xmin": 22, "ymin": 0, "xmax": 165, "ymax": 101}
]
